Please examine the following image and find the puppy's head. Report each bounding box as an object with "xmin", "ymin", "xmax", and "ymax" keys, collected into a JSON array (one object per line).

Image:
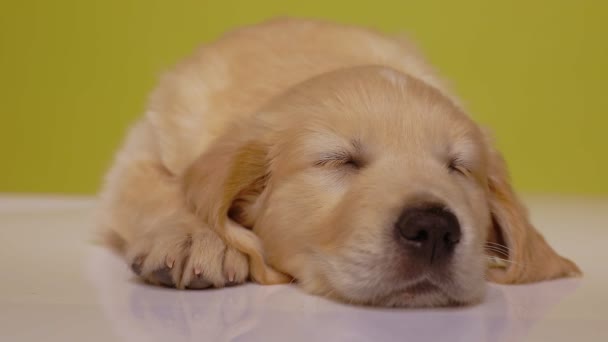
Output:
[{"xmin": 185, "ymin": 66, "xmax": 580, "ymax": 307}]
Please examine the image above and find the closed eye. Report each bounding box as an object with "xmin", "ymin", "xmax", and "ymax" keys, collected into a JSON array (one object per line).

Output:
[
  {"xmin": 447, "ymin": 158, "xmax": 470, "ymax": 176},
  {"xmin": 315, "ymin": 151, "xmax": 362, "ymax": 170}
]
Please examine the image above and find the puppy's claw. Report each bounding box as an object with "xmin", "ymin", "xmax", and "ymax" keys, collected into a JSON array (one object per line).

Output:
[
  {"xmin": 194, "ymin": 267, "xmax": 202, "ymax": 276},
  {"xmin": 130, "ymin": 257, "xmax": 144, "ymax": 275},
  {"xmin": 166, "ymin": 257, "xmax": 175, "ymax": 269},
  {"xmin": 152, "ymin": 267, "xmax": 175, "ymax": 287},
  {"xmin": 226, "ymin": 269, "xmax": 236, "ymax": 285}
]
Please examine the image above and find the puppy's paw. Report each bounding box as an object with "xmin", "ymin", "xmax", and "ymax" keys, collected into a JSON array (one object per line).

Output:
[{"xmin": 126, "ymin": 227, "xmax": 249, "ymax": 289}]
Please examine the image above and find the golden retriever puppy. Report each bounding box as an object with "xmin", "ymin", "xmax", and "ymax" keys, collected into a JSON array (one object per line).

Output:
[{"xmin": 98, "ymin": 18, "xmax": 580, "ymax": 307}]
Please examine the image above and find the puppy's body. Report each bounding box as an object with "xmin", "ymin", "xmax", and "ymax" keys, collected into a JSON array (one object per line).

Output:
[
  {"xmin": 99, "ymin": 18, "xmax": 579, "ymax": 307},
  {"xmin": 149, "ymin": 18, "xmax": 452, "ymax": 175}
]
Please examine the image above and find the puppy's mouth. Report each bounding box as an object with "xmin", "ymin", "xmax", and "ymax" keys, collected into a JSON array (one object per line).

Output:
[
  {"xmin": 372, "ymin": 277, "xmax": 459, "ymax": 307},
  {"xmin": 403, "ymin": 280, "xmax": 437, "ymax": 295},
  {"xmin": 391, "ymin": 279, "xmax": 444, "ymax": 302}
]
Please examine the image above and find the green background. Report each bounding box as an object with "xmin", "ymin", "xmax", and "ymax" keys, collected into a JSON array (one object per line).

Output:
[{"xmin": 1, "ymin": 1, "xmax": 606, "ymax": 195}]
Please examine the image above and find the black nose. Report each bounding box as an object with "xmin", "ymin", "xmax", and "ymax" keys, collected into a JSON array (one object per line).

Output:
[{"xmin": 395, "ymin": 204, "xmax": 461, "ymax": 264}]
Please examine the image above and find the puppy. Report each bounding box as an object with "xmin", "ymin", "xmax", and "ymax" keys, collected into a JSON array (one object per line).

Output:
[{"xmin": 98, "ymin": 18, "xmax": 580, "ymax": 307}]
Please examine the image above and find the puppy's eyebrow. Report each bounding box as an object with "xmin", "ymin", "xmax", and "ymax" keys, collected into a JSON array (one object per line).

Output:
[{"xmin": 351, "ymin": 138, "xmax": 363, "ymax": 154}]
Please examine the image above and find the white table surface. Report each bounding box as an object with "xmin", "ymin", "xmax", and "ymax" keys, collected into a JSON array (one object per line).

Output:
[{"xmin": 0, "ymin": 194, "xmax": 606, "ymax": 342}]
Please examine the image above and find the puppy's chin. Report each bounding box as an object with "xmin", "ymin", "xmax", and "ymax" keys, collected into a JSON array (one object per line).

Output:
[
  {"xmin": 331, "ymin": 281, "xmax": 486, "ymax": 308},
  {"xmin": 300, "ymin": 278, "xmax": 485, "ymax": 308},
  {"xmin": 294, "ymin": 257, "xmax": 487, "ymax": 308}
]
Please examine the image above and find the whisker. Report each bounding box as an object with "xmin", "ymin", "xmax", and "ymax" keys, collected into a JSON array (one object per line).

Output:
[
  {"xmin": 484, "ymin": 247, "xmax": 510, "ymax": 257},
  {"xmin": 484, "ymin": 247, "xmax": 508, "ymax": 254},
  {"xmin": 485, "ymin": 242, "xmax": 512, "ymax": 252},
  {"xmin": 485, "ymin": 255, "xmax": 529, "ymax": 268},
  {"xmin": 484, "ymin": 244, "xmax": 508, "ymax": 251},
  {"xmin": 485, "ymin": 247, "xmax": 510, "ymax": 254},
  {"xmin": 484, "ymin": 244, "xmax": 510, "ymax": 253},
  {"xmin": 485, "ymin": 255, "xmax": 513, "ymax": 264},
  {"xmin": 485, "ymin": 241, "xmax": 510, "ymax": 247},
  {"xmin": 485, "ymin": 241, "xmax": 508, "ymax": 246}
]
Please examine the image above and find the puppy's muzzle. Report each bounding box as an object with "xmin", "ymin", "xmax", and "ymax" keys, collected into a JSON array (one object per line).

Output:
[{"xmin": 396, "ymin": 204, "xmax": 461, "ymax": 265}]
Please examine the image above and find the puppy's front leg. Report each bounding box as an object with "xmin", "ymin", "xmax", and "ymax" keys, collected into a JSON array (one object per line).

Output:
[
  {"xmin": 125, "ymin": 221, "xmax": 249, "ymax": 289},
  {"xmin": 99, "ymin": 136, "xmax": 250, "ymax": 288}
]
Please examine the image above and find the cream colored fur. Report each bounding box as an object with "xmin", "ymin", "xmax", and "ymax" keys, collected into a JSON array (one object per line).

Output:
[{"xmin": 98, "ymin": 18, "xmax": 580, "ymax": 307}]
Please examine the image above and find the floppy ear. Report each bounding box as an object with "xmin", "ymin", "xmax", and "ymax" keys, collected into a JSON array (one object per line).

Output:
[
  {"xmin": 483, "ymin": 133, "xmax": 581, "ymax": 284},
  {"xmin": 181, "ymin": 124, "xmax": 291, "ymax": 285}
]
